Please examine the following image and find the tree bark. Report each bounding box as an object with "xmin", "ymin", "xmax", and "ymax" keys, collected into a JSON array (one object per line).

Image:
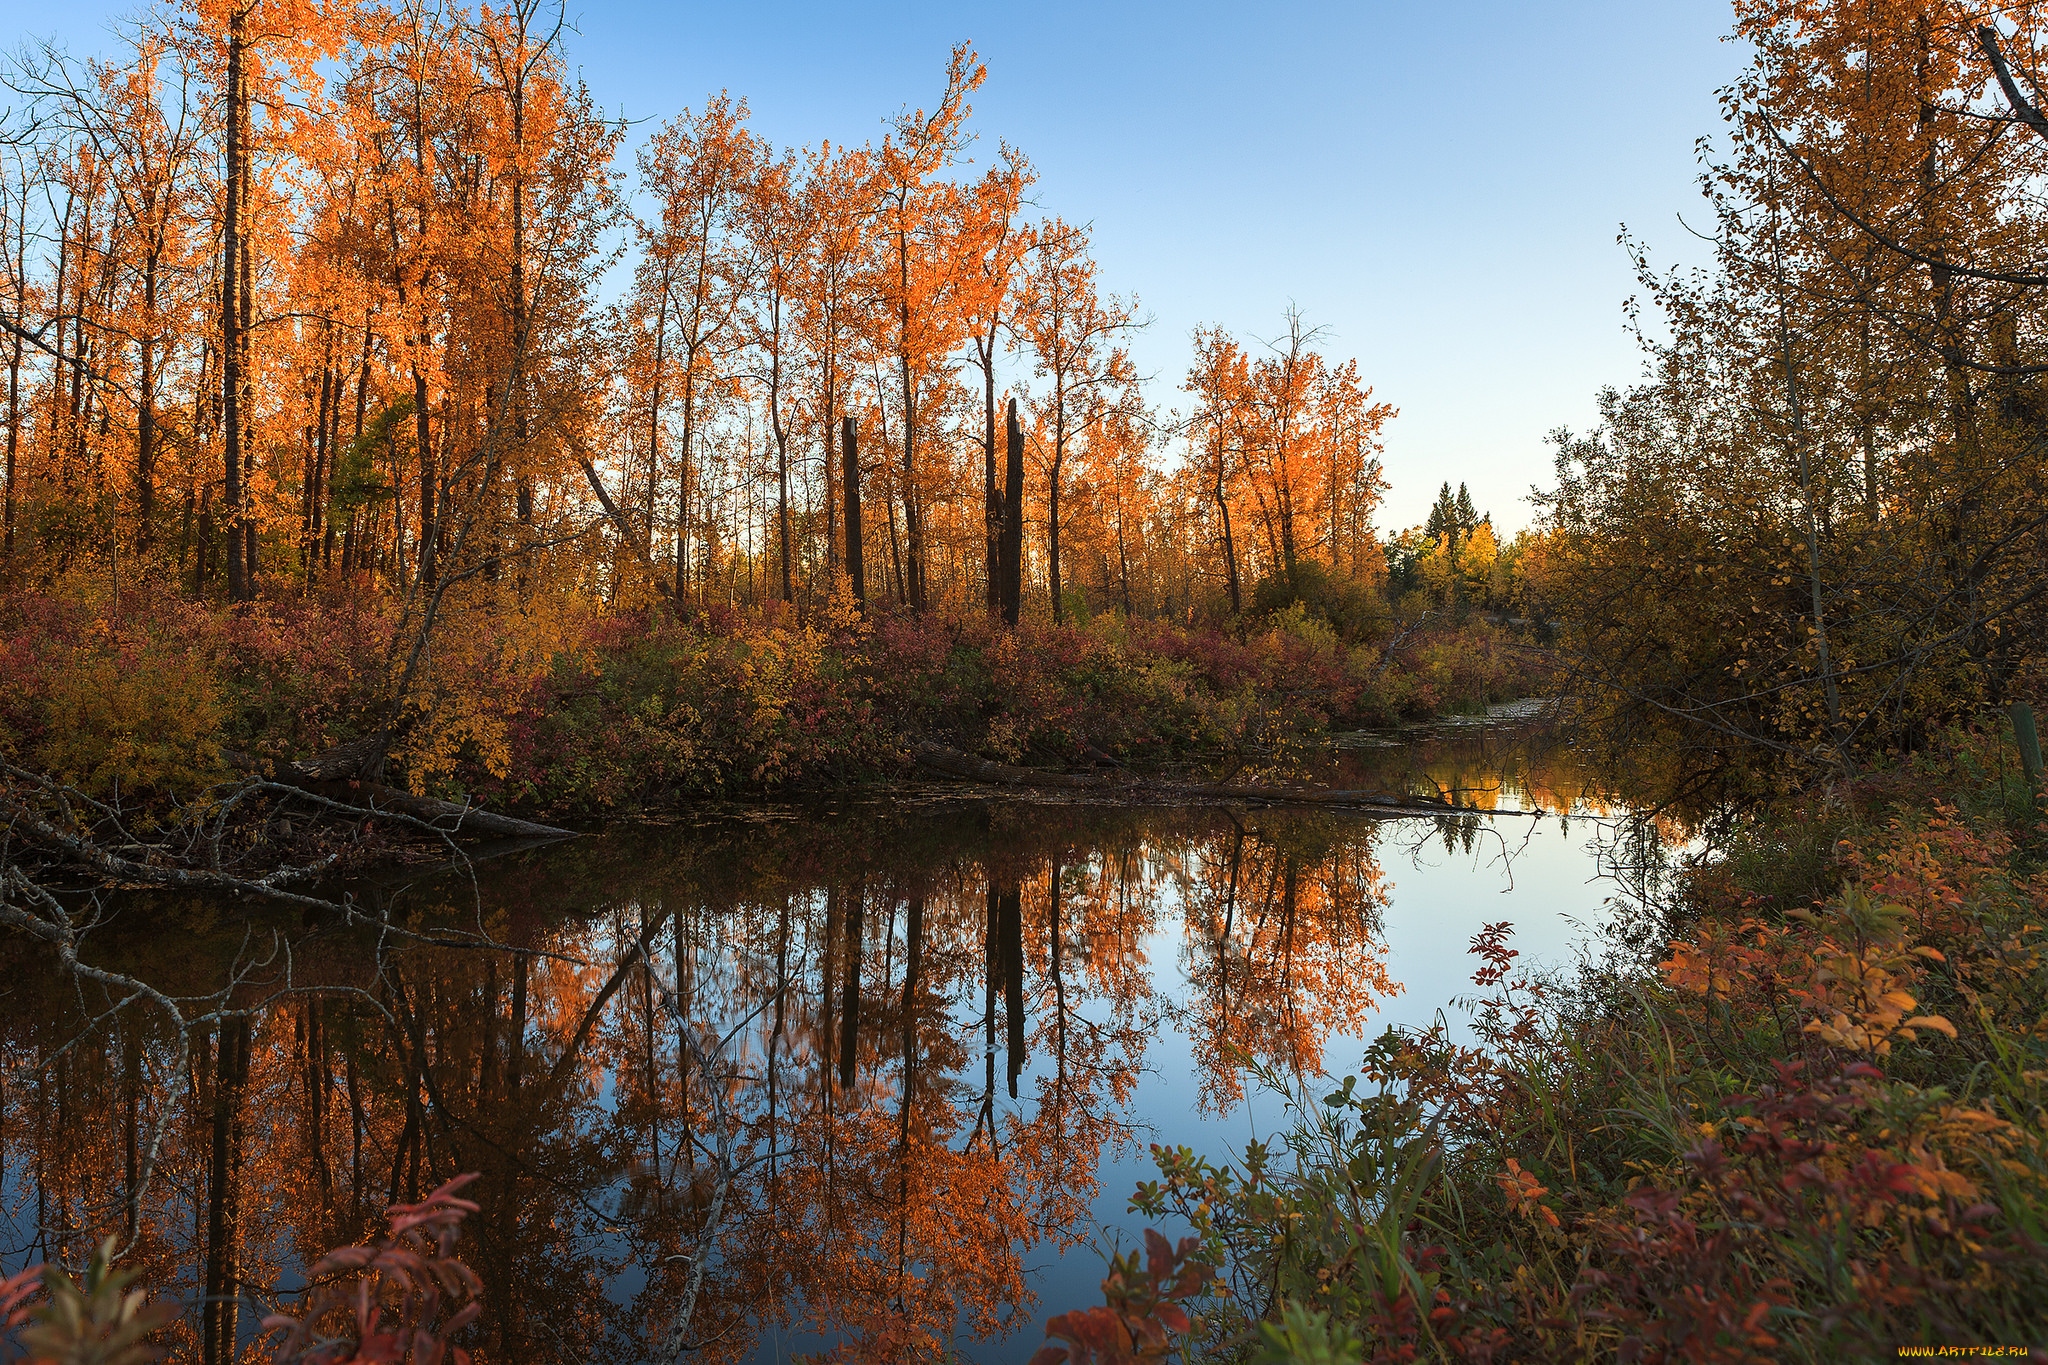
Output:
[
  {"xmin": 982, "ymin": 337, "xmax": 1001, "ymax": 615},
  {"xmin": 1214, "ymin": 435, "xmax": 1241, "ymax": 615},
  {"xmin": 842, "ymin": 414, "xmax": 864, "ymax": 612},
  {"xmin": 1047, "ymin": 461, "xmax": 1064, "ymax": 624},
  {"xmin": 1000, "ymin": 397, "xmax": 1025, "ymax": 626}
]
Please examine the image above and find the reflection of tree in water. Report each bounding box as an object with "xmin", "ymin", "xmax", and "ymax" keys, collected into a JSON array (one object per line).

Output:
[
  {"xmin": 0, "ymin": 802, "xmax": 1404, "ymax": 1362},
  {"xmin": 1330, "ymin": 712, "xmax": 1719, "ymax": 833},
  {"xmin": 1171, "ymin": 814, "xmax": 1397, "ymax": 1111}
]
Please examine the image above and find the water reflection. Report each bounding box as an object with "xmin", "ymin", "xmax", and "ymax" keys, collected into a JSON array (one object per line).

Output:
[{"xmin": 0, "ymin": 718, "xmax": 1679, "ymax": 1363}]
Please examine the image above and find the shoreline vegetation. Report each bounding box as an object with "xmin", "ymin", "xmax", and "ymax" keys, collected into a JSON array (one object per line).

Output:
[
  {"xmin": 1061, "ymin": 710, "xmax": 2048, "ymax": 1364},
  {"xmin": 3, "ymin": 0, "xmax": 2048, "ymax": 1355},
  {"xmin": 0, "ymin": 571, "xmax": 1550, "ymax": 870}
]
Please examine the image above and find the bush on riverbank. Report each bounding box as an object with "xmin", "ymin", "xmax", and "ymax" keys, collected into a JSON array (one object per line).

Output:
[
  {"xmin": 1096, "ymin": 708, "xmax": 2048, "ymax": 1362},
  {"xmin": 0, "ymin": 580, "xmax": 1547, "ymax": 816}
]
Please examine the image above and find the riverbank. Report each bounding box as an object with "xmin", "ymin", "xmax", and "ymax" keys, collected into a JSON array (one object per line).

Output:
[
  {"xmin": 0, "ymin": 578, "xmax": 1547, "ymax": 823},
  {"xmin": 1100, "ymin": 708, "xmax": 2048, "ymax": 1361}
]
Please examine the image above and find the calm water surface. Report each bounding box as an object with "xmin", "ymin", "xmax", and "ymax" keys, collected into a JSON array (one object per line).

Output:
[{"xmin": 0, "ymin": 712, "xmax": 1675, "ymax": 1363}]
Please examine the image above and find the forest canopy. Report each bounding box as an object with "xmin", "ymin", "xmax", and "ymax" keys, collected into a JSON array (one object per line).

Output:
[{"xmin": 0, "ymin": 15, "xmax": 1403, "ymax": 625}]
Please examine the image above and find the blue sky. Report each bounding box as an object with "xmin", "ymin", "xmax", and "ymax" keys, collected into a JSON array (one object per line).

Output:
[{"xmin": 23, "ymin": 0, "xmax": 1749, "ymax": 533}]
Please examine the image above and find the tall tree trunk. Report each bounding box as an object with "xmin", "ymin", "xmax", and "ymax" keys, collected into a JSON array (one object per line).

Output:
[
  {"xmin": 771, "ymin": 317, "xmax": 792, "ymax": 603},
  {"xmin": 307, "ymin": 329, "xmax": 335, "ymax": 577},
  {"xmin": 842, "ymin": 414, "xmax": 863, "ymax": 611},
  {"xmin": 885, "ymin": 486, "xmax": 905, "ymax": 606},
  {"xmin": 1116, "ymin": 506, "xmax": 1133, "ymax": 615},
  {"xmin": 823, "ymin": 351, "xmax": 838, "ymax": 571},
  {"xmin": 1000, "ymin": 398, "xmax": 1024, "ymax": 626},
  {"xmin": 2, "ymin": 174, "xmax": 22, "ymax": 558},
  {"xmin": 222, "ymin": 7, "xmax": 249, "ymax": 600},
  {"xmin": 893, "ymin": 891, "xmax": 924, "ymax": 1302},
  {"xmin": 982, "ymin": 340, "xmax": 1001, "ymax": 615},
  {"xmin": 1213, "ymin": 436, "xmax": 1241, "ymax": 615},
  {"xmin": 237, "ymin": 44, "xmax": 257, "ymax": 591},
  {"xmin": 509, "ymin": 44, "xmax": 531, "ymax": 543},
  {"xmin": 414, "ymin": 371, "xmax": 433, "ymax": 585},
  {"xmin": 3, "ymin": 325, "xmax": 19, "ymax": 558},
  {"xmin": 821, "ymin": 885, "xmax": 841, "ymax": 1097},
  {"xmin": 646, "ymin": 288, "xmax": 667, "ymax": 556},
  {"xmin": 896, "ymin": 282, "xmax": 925, "ymax": 611},
  {"xmin": 1047, "ymin": 461, "xmax": 1064, "ymax": 624},
  {"xmin": 345, "ymin": 1015, "xmax": 363, "ymax": 1230},
  {"xmin": 324, "ymin": 336, "xmax": 346, "ymax": 569},
  {"xmin": 677, "ymin": 386, "xmax": 694, "ymax": 603},
  {"xmin": 136, "ymin": 252, "xmax": 159, "ymax": 551}
]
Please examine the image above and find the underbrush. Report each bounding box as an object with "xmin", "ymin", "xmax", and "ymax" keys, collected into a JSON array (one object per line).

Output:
[
  {"xmin": 490, "ymin": 606, "xmax": 1542, "ymax": 812},
  {"xmin": 0, "ymin": 576, "xmax": 1548, "ymax": 817},
  {"xmin": 1078, "ymin": 713, "xmax": 2048, "ymax": 1362}
]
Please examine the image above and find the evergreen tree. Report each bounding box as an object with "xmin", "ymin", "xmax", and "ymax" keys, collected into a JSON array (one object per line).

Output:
[{"xmin": 1425, "ymin": 481, "xmax": 1460, "ymax": 548}]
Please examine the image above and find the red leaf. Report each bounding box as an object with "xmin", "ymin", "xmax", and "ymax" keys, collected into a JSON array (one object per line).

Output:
[{"xmin": 1143, "ymin": 1227, "xmax": 1173, "ymax": 1280}]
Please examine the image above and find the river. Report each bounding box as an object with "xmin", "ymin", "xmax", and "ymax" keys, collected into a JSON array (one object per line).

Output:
[{"xmin": 0, "ymin": 708, "xmax": 1682, "ymax": 1363}]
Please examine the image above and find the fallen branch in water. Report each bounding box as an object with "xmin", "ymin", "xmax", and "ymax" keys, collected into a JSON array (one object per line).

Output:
[
  {"xmin": 225, "ymin": 747, "xmax": 576, "ymax": 841},
  {"xmin": 0, "ymin": 760, "xmax": 572, "ymax": 1269}
]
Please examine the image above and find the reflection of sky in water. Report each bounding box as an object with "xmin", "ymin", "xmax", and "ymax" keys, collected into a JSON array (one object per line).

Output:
[
  {"xmin": 750, "ymin": 792, "xmax": 1636, "ymax": 1363},
  {"xmin": 1015, "ymin": 816, "xmax": 1616, "ymax": 1364},
  {"xmin": 0, "ymin": 715, "xmax": 1684, "ymax": 1365}
]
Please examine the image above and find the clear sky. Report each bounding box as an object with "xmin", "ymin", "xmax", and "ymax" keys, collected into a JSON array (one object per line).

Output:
[{"xmin": 19, "ymin": 0, "xmax": 1750, "ymax": 535}]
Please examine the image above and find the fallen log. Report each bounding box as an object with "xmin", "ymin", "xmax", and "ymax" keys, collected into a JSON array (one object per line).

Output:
[
  {"xmin": 226, "ymin": 748, "xmax": 576, "ymax": 841},
  {"xmin": 287, "ymin": 777, "xmax": 577, "ymax": 841},
  {"xmin": 909, "ymin": 741, "xmax": 1534, "ymax": 817}
]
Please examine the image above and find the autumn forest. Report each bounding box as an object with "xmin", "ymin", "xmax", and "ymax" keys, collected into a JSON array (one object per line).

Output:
[{"xmin": 3, "ymin": 0, "xmax": 2048, "ymax": 1362}]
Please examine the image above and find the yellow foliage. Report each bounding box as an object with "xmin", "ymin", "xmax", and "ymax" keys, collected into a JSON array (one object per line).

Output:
[
  {"xmin": 394, "ymin": 578, "xmax": 599, "ymax": 795},
  {"xmin": 37, "ymin": 647, "xmax": 226, "ymax": 799}
]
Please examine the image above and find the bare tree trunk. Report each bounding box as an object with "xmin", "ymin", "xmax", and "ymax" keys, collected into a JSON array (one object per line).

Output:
[
  {"xmin": 982, "ymin": 338, "xmax": 1000, "ymax": 615},
  {"xmin": 896, "ymin": 278, "xmax": 925, "ymax": 610},
  {"xmin": 3, "ymin": 325, "xmax": 19, "ymax": 559},
  {"xmin": 1047, "ymin": 462, "xmax": 1064, "ymax": 624},
  {"xmin": 886, "ymin": 485, "xmax": 905, "ymax": 606},
  {"xmin": 2, "ymin": 165, "xmax": 22, "ymax": 558},
  {"xmin": 1213, "ymin": 435, "xmax": 1241, "ymax": 615},
  {"xmin": 1765, "ymin": 175, "xmax": 1843, "ymax": 735},
  {"xmin": 823, "ymin": 354, "xmax": 838, "ymax": 572},
  {"xmin": 770, "ymin": 313, "xmax": 793, "ymax": 603},
  {"xmin": 677, "ymin": 388, "xmax": 694, "ymax": 603},
  {"xmin": 647, "ymin": 288, "xmax": 667, "ymax": 555},
  {"xmin": 307, "ymin": 328, "xmax": 335, "ymax": 579},
  {"xmin": 842, "ymin": 414, "xmax": 863, "ymax": 612},
  {"xmin": 1000, "ymin": 397, "xmax": 1024, "ymax": 626}
]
